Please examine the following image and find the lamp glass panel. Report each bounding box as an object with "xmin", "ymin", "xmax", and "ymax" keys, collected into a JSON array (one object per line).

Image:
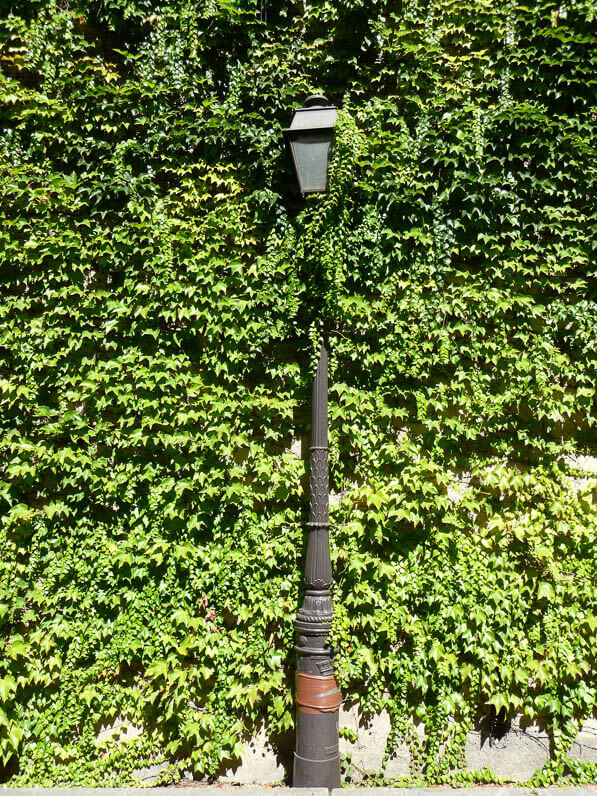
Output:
[{"xmin": 292, "ymin": 133, "xmax": 332, "ymax": 193}]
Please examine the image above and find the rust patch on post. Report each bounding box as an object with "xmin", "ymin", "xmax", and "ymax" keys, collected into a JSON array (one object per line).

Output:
[{"xmin": 296, "ymin": 672, "xmax": 342, "ymax": 714}]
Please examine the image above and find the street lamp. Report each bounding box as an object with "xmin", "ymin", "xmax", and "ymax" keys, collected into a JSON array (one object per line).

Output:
[{"xmin": 284, "ymin": 95, "xmax": 341, "ymax": 789}]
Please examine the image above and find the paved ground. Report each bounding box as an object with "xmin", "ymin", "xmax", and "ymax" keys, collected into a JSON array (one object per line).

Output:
[{"xmin": 3, "ymin": 787, "xmax": 597, "ymax": 795}]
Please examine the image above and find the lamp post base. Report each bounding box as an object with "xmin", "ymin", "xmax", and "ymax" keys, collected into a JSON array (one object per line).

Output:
[{"xmin": 293, "ymin": 709, "xmax": 341, "ymax": 789}]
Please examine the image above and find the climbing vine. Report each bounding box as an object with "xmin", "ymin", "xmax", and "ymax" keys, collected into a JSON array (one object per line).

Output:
[{"xmin": 0, "ymin": 0, "xmax": 595, "ymax": 786}]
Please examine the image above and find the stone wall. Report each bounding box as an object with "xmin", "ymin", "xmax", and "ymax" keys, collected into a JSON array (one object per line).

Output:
[
  {"xmin": 213, "ymin": 712, "xmax": 597, "ymax": 786},
  {"xmin": 129, "ymin": 712, "xmax": 597, "ymax": 785}
]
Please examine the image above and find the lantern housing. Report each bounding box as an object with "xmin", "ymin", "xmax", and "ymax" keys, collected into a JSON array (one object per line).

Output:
[{"xmin": 283, "ymin": 94, "xmax": 337, "ymax": 195}]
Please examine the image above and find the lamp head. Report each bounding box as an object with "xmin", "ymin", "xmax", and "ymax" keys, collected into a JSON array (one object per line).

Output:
[{"xmin": 283, "ymin": 95, "xmax": 337, "ymax": 195}]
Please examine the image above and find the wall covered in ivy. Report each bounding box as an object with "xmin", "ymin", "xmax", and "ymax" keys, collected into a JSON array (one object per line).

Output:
[{"xmin": 0, "ymin": 0, "xmax": 596, "ymax": 786}]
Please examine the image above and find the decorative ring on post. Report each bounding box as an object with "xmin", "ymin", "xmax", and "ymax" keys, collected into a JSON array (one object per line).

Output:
[{"xmin": 296, "ymin": 673, "xmax": 342, "ymax": 714}]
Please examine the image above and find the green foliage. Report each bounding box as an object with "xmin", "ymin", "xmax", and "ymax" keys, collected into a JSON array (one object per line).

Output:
[{"xmin": 0, "ymin": 0, "xmax": 596, "ymax": 785}]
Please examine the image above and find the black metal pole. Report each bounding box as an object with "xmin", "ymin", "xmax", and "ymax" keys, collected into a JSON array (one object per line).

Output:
[{"xmin": 293, "ymin": 338, "xmax": 341, "ymax": 789}]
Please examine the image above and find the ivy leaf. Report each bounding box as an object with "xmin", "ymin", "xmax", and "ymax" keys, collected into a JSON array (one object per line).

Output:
[{"xmin": 537, "ymin": 582, "xmax": 555, "ymax": 601}]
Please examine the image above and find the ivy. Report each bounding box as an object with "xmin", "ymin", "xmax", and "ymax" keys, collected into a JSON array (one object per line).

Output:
[{"xmin": 0, "ymin": 0, "xmax": 595, "ymax": 786}]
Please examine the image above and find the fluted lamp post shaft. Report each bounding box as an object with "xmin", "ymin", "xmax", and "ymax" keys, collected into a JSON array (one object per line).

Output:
[{"xmin": 293, "ymin": 340, "xmax": 341, "ymax": 789}]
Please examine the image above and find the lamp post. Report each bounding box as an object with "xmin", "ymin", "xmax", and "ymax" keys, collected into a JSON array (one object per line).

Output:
[{"xmin": 284, "ymin": 95, "xmax": 341, "ymax": 790}]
